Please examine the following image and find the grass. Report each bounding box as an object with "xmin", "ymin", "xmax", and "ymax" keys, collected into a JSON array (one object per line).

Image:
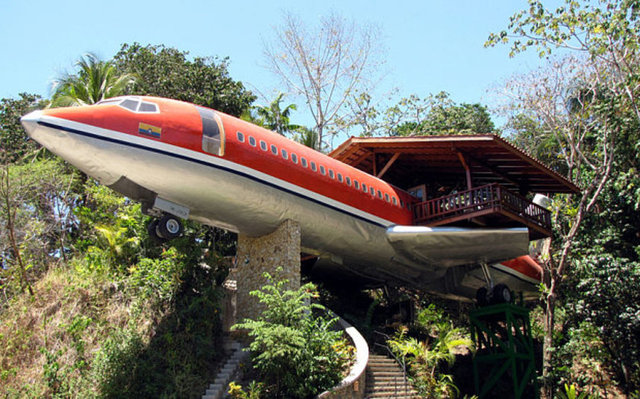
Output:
[{"xmin": 0, "ymin": 258, "xmax": 223, "ymax": 399}]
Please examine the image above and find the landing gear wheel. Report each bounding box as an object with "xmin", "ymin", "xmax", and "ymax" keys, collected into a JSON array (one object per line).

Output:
[
  {"xmin": 147, "ymin": 219, "xmax": 166, "ymax": 243},
  {"xmin": 491, "ymin": 283, "xmax": 512, "ymax": 304},
  {"xmin": 157, "ymin": 214, "xmax": 183, "ymax": 240},
  {"xmin": 476, "ymin": 287, "xmax": 489, "ymax": 307}
]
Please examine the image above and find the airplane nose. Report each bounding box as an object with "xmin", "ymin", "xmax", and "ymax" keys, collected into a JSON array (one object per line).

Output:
[{"xmin": 20, "ymin": 110, "xmax": 44, "ymax": 138}]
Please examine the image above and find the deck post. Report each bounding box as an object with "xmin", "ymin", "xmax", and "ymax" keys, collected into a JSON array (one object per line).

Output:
[{"xmin": 456, "ymin": 151, "xmax": 473, "ymax": 190}]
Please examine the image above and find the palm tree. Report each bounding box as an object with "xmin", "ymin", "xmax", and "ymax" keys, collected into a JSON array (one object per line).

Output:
[
  {"xmin": 294, "ymin": 126, "xmax": 321, "ymax": 151},
  {"xmin": 254, "ymin": 93, "xmax": 300, "ymax": 135},
  {"xmin": 50, "ymin": 53, "xmax": 137, "ymax": 107}
]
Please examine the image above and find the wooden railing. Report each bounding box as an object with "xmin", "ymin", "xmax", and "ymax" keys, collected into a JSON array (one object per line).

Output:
[{"xmin": 412, "ymin": 183, "xmax": 552, "ymax": 234}]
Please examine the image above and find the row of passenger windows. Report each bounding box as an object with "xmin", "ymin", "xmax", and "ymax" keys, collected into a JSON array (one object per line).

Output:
[{"xmin": 236, "ymin": 131, "xmax": 410, "ymax": 208}]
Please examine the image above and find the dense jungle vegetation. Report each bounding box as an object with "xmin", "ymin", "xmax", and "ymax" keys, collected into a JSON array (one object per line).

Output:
[{"xmin": 2, "ymin": 1, "xmax": 640, "ymax": 397}]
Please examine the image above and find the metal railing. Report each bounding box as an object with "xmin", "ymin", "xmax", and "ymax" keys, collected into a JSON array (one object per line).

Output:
[{"xmin": 412, "ymin": 183, "xmax": 551, "ymax": 234}]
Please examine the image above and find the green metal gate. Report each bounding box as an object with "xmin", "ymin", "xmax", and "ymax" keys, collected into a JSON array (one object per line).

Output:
[{"xmin": 470, "ymin": 303, "xmax": 538, "ymax": 398}]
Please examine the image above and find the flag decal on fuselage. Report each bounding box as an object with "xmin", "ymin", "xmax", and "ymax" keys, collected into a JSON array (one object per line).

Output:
[{"xmin": 138, "ymin": 123, "xmax": 161, "ymax": 138}]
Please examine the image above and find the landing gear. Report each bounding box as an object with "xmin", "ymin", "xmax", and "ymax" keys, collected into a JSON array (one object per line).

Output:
[
  {"xmin": 476, "ymin": 287, "xmax": 489, "ymax": 306},
  {"xmin": 158, "ymin": 214, "xmax": 183, "ymax": 239},
  {"xmin": 147, "ymin": 214, "xmax": 183, "ymax": 243},
  {"xmin": 490, "ymin": 283, "xmax": 512, "ymax": 304},
  {"xmin": 476, "ymin": 263, "xmax": 513, "ymax": 306},
  {"xmin": 476, "ymin": 283, "xmax": 513, "ymax": 306}
]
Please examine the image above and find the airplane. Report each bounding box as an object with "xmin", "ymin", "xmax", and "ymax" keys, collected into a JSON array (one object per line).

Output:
[{"xmin": 21, "ymin": 95, "xmax": 546, "ymax": 303}]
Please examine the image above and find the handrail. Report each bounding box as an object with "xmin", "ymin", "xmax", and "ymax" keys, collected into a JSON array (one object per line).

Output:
[{"xmin": 412, "ymin": 183, "xmax": 551, "ymax": 233}]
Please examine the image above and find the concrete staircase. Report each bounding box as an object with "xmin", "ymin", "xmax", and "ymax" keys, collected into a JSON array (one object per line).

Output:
[
  {"xmin": 202, "ymin": 339, "xmax": 248, "ymax": 399},
  {"xmin": 365, "ymin": 354, "xmax": 420, "ymax": 399}
]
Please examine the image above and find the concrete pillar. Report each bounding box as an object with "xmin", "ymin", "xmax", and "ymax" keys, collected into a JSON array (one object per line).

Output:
[{"xmin": 234, "ymin": 219, "xmax": 301, "ymax": 321}]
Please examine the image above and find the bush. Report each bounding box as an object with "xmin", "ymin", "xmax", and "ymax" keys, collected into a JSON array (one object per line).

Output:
[
  {"xmin": 387, "ymin": 305, "xmax": 474, "ymax": 398},
  {"xmin": 232, "ymin": 272, "xmax": 351, "ymax": 398}
]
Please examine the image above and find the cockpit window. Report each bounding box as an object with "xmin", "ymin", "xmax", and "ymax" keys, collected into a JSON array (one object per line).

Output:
[
  {"xmin": 120, "ymin": 98, "xmax": 139, "ymax": 111},
  {"xmin": 198, "ymin": 106, "xmax": 225, "ymax": 156},
  {"xmin": 96, "ymin": 97, "xmax": 159, "ymax": 113},
  {"xmin": 139, "ymin": 102, "xmax": 158, "ymax": 113},
  {"xmin": 96, "ymin": 98, "xmax": 121, "ymax": 105}
]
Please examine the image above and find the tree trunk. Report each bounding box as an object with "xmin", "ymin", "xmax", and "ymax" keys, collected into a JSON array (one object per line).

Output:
[
  {"xmin": 542, "ymin": 285, "xmax": 556, "ymax": 399},
  {"xmin": 2, "ymin": 168, "xmax": 34, "ymax": 296}
]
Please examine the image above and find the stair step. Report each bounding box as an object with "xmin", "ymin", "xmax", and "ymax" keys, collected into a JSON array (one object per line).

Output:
[
  {"xmin": 368, "ymin": 371, "xmax": 407, "ymax": 377},
  {"xmin": 369, "ymin": 366, "xmax": 402, "ymax": 373},
  {"xmin": 368, "ymin": 362, "xmax": 400, "ymax": 368},
  {"xmin": 367, "ymin": 377, "xmax": 409, "ymax": 384},
  {"xmin": 202, "ymin": 340, "xmax": 245, "ymax": 399},
  {"xmin": 206, "ymin": 384, "xmax": 222, "ymax": 393},
  {"xmin": 365, "ymin": 353, "xmax": 418, "ymax": 399},
  {"xmin": 366, "ymin": 385, "xmax": 416, "ymax": 392}
]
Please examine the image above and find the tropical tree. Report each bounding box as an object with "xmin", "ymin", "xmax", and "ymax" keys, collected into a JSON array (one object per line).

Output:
[
  {"xmin": 50, "ymin": 53, "xmax": 137, "ymax": 107},
  {"xmin": 113, "ymin": 43, "xmax": 255, "ymax": 116},
  {"xmin": 264, "ymin": 12, "xmax": 383, "ymax": 149},
  {"xmin": 487, "ymin": 0, "xmax": 640, "ymax": 395},
  {"xmin": 337, "ymin": 91, "xmax": 496, "ymax": 137},
  {"xmin": 232, "ymin": 272, "xmax": 350, "ymax": 398},
  {"xmin": 254, "ymin": 93, "xmax": 300, "ymax": 135},
  {"xmin": 387, "ymin": 305, "xmax": 474, "ymax": 398},
  {"xmin": 394, "ymin": 93, "xmax": 495, "ymax": 136},
  {"xmin": 293, "ymin": 126, "xmax": 321, "ymax": 151},
  {"xmin": 0, "ymin": 94, "xmax": 44, "ymax": 163}
]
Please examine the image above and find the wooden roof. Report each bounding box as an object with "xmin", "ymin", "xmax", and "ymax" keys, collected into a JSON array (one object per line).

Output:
[{"xmin": 329, "ymin": 135, "xmax": 579, "ymax": 194}]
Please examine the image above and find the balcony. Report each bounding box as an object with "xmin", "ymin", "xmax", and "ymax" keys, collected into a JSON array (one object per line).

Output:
[{"xmin": 412, "ymin": 183, "xmax": 552, "ymax": 240}]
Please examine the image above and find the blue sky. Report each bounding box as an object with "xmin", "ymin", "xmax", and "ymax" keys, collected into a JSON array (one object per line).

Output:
[{"xmin": 1, "ymin": 0, "xmax": 556, "ymax": 128}]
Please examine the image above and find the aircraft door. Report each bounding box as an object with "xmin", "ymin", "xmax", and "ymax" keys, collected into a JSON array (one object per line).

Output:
[{"xmin": 198, "ymin": 107, "xmax": 225, "ymax": 156}]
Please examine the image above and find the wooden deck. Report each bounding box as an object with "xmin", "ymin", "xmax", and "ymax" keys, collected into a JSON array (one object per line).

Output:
[{"xmin": 412, "ymin": 183, "xmax": 552, "ymax": 240}]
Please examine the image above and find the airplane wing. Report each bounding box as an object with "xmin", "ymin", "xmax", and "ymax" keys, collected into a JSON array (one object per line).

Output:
[{"xmin": 386, "ymin": 225, "xmax": 529, "ymax": 268}]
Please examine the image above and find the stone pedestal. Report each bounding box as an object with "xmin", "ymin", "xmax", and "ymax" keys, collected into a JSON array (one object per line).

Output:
[{"xmin": 235, "ymin": 219, "xmax": 301, "ymax": 321}]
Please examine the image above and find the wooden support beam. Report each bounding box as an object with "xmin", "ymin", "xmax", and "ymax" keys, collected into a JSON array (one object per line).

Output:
[
  {"xmin": 377, "ymin": 152, "xmax": 401, "ymax": 179},
  {"xmin": 463, "ymin": 151, "xmax": 523, "ymax": 190},
  {"xmin": 457, "ymin": 151, "xmax": 473, "ymax": 190},
  {"xmin": 372, "ymin": 152, "xmax": 377, "ymax": 176}
]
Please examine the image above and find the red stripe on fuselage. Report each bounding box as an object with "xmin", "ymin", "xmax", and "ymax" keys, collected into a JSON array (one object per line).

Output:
[
  {"xmin": 45, "ymin": 96, "xmax": 414, "ymax": 226},
  {"xmin": 219, "ymin": 114, "xmax": 413, "ymax": 225}
]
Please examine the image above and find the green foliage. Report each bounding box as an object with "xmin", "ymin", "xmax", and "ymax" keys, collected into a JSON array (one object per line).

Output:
[
  {"xmin": 51, "ymin": 53, "xmax": 137, "ymax": 107},
  {"xmin": 557, "ymin": 383, "xmax": 591, "ymax": 399},
  {"xmin": 232, "ymin": 272, "xmax": 350, "ymax": 398},
  {"xmin": 252, "ymin": 93, "xmax": 300, "ymax": 135},
  {"xmin": 0, "ymin": 93, "xmax": 45, "ymax": 163},
  {"xmin": 92, "ymin": 253, "xmax": 224, "ymax": 399},
  {"xmin": 228, "ymin": 381, "xmax": 263, "ymax": 399},
  {"xmin": 128, "ymin": 247, "xmax": 182, "ymax": 302},
  {"xmin": 387, "ymin": 305, "xmax": 474, "ymax": 398},
  {"xmin": 40, "ymin": 347, "xmax": 70, "ymax": 398},
  {"xmin": 73, "ymin": 184, "xmax": 146, "ymax": 275},
  {"xmin": 402, "ymin": 95, "xmax": 495, "ymax": 136},
  {"xmin": 485, "ymin": 0, "xmax": 640, "ymax": 63},
  {"xmin": 293, "ymin": 126, "xmax": 322, "ymax": 151},
  {"xmin": 488, "ymin": 1, "xmax": 640, "ymax": 395},
  {"xmin": 339, "ymin": 91, "xmax": 495, "ymax": 137},
  {"xmin": 1, "ymin": 158, "xmax": 82, "ymax": 299},
  {"xmin": 569, "ymin": 254, "xmax": 640, "ymax": 390},
  {"xmin": 91, "ymin": 326, "xmax": 145, "ymax": 398},
  {"xmin": 113, "ymin": 43, "xmax": 255, "ymax": 116},
  {"xmin": 1, "ymin": 42, "xmax": 252, "ymax": 398}
]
